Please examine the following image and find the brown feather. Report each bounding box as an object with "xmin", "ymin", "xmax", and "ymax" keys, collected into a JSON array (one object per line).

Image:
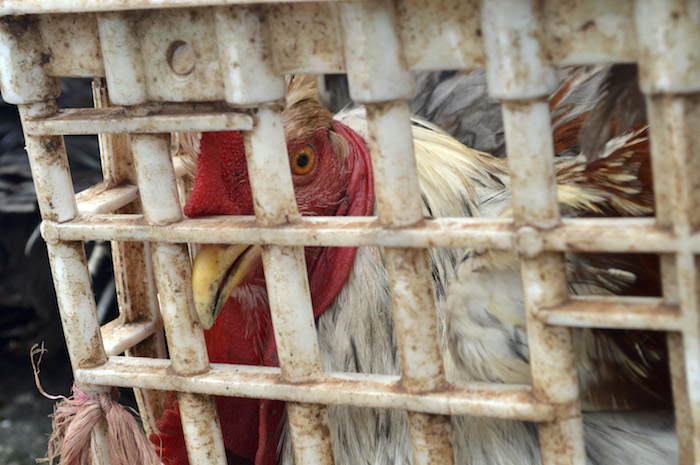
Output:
[
  {"xmin": 283, "ymin": 75, "xmax": 334, "ymax": 142},
  {"xmin": 557, "ymin": 126, "xmax": 653, "ymax": 218},
  {"xmin": 579, "ymin": 64, "xmax": 646, "ymax": 160},
  {"xmin": 568, "ymin": 252, "xmax": 671, "ymax": 410},
  {"xmin": 551, "ymin": 107, "xmax": 670, "ymax": 410}
]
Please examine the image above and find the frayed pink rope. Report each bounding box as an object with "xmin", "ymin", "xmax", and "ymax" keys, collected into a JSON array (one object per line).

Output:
[{"xmin": 31, "ymin": 344, "xmax": 160, "ymax": 465}]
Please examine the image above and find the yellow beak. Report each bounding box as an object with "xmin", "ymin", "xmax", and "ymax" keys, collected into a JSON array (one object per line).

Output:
[{"xmin": 191, "ymin": 244, "xmax": 263, "ymax": 330}]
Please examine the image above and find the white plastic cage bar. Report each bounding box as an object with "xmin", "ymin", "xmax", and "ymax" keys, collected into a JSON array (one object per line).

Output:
[
  {"xmin": 341, "ymin": 0, "xmax": 456, "ymax": 453},
  {"xmin": 93, "ymin": 79, "xmax": 170, "ymax": 435},
  {"xmin": 40, "ymin": 215, "xmax": 699, "ymax": 252},
  {"xmin": 245, "ymin": 106, "xmax": 335, "ymax": 463},
  {"xmin": 482, "ymin": 2, "xmax": 584, "ymax": 459},
  {"xmin": 645, "ymin": 95, "xmax": 700, "ymax": 465},
  {"xmin": 131, "ymin": 131, "xmax": 229, "ymax": 464},
  {"xmin": 16, "ymin": 98, "xmax": 112, "ymax": 465},
  {"xmin": 635, "ymin": 2, "xmax": 700, "ymax": 462},
  {"xmin": 365, "ymin": 104, "xmax": 455, "ymax": 464},
  {"xmin": 0, "ymin": 1, "xmax": 698, "ymax": 465}
]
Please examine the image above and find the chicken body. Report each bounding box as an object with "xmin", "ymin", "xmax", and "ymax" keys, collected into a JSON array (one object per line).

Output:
[
  {"xmin": 290, "ymin": 107, "xmax": 676, "ymax": 465},
  {"xmin": 157, "ymin": 69, "xmax": 676, "ymax": 465}
]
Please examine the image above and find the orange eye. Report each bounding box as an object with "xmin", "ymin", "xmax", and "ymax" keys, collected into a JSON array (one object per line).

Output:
[{"xmin": 291, "ymin": 146, "xmax": 316, "ymax": 176}]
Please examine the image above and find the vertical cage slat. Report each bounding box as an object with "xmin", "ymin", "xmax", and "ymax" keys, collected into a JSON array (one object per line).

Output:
[
  {"xmin": 149, "ymin": 241, "xmax": 228, "ymax": 465},
  {"xmin": 645, "ymin": 95, "xmax": 700, "ymax": 465},
  {"xmin": 0, "ymin": 16, "xmax": 61, "ymax": 104},
  {"xmin": 214, "ymin": 6, "xmax": 286, "ymax": 105},
  {"xmin": 518, "ymin": 253, "xmax": 584, "ymax": 465},
  {"xmin": 482, "ymin": 1, "xmax": 585, "ymax": 462},
  {"xmin": 93, "ymin": 78, "xmax": 168, "ymax": 436},
  {"xmin": 18, "ymin": 100, "xmax": 111, "ymax": 465},
  {"xmin": 383, "ymin": 246, "xmax": 446, "ymax": 389},
  {"xmin": 500, "ymin": 100, "xmax": 585, "ymax": 465},
  {"xmin": 340, "ymin": 2, "xmax": 454, "ymax": 461},
  {"xmin": 244, "ymin": 105, "xmax": 335, "ymax": 465},
  {"xmin": 286, "ymin": 402, "xmax": 335, "ymax": 465},
  {"xmin": 130, "ymin": 133, "xmax": 228, "ymax": 463},
  {"xmin": 243, "ymin": 106, "xmax": 300, "ymax": 225},
  {"xmin": 339, "ymin": 0, "xmax": 415, "ymax": 104},
  {"xmin": 638, "ymin": 0, "xmax": 700, "ymax": 456},
  {"xmin": 364, "ymin": 103, "xmax": 455, "ymax": 464},
  {"xmin": 499, "ymin": 102, "xmax": 559, "ymax": 228},
  {"xmin": 364, "ymin": 102, "xmax": 423, "ymax": 227},
  {"xmin": 96, "ymin": 12, "xmax": 149, "ymax": 106},
  {"xmin": 674, "ymin": 253, "xmax": 700, "ymax": 465},
  {"xmin": 19, "ymin": 102, "xmax": 78, "ymax": 222},
  {"xmin": 88, "ymin": 413, "xmax": 116, "ymax": 465}
]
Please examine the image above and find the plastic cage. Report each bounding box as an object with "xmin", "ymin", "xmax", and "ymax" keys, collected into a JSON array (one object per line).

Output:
[{"xmin": 0, "ymin": 1, "xmax": 698, "ymax": 464}]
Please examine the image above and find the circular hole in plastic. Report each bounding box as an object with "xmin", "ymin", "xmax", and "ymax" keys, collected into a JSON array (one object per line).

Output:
[{"xmin": 168, "ymin": 41, "xmax": 196, "ymax": 76}]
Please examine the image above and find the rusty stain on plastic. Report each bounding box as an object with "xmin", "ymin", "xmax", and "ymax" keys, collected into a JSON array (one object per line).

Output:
[
  {"xmin": 1, "ymin": 0, "xmax": 686, "ymax": 83},
  {"xmin": 365, "ymin": 101, "xmax": 424, "ymax": 227},
  {"xmin": 286, "ymin": 403, "xmax": 335, "ymax": 465},
  {"xmin": 399, "ymin": 0, "xmax": 484, "ymax": 70},
  {"xmin": 176, "ymin": 392, "xmax": 227, "ymax": 465},
  {"xmin": 127, "ymin": 126, "xmax": 227, "ymax": 459},
  {"xmin": 23, "ymin": 104, "xmax": 254, "ymax": 135},
  {"xmin": 544, "ymin": 0, "xmax": 638, "ymax": 66},
  {"xmin": 408, "ymin": 412, "xmax": 455, "ymax": 465},
  {"xmin": 0, "ymin": 0, "xmax": 371, "ymax": 16},
  {"xmin": 244, "ymin": 103, "xmax": 335, "ymax": 464},
  {"xmin": 0, "ymin": 16, "xmax": 61, "ymax": 104},
  {"xmin": 93, "ymin": 78, "xmax": 169, "ymax": 435},
  {"xmin": 268, "ymin": 3, "xmax": 345, "ymax": 74},
  {"xmin": 491, "ymin": 13, "xmax": 586, "ymax": 459},
  {"xmin": 363, "ymin": 94, "xmax": 454, "ymax": 464},
  {"xmin": 18, "ymin": 102, "xmax": 77, "ymax": 223},
  {"xmin": 39, "ymin": 14, "xmax": 105, "ymax": 77},
  {"xmin": 538, "ymin": 297, "xmax": 683, "ymax": 331}
]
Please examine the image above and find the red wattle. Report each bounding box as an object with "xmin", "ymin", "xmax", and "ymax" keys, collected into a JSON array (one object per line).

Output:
[{"xmin": 306, "ymin": 121, "xmax": 375, "ymax": 317}]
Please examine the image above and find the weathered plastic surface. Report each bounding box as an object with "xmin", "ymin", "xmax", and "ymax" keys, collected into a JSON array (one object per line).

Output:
[{"xmin": 1, "ymin": 1, "xmax": 699, "ymax": 465}]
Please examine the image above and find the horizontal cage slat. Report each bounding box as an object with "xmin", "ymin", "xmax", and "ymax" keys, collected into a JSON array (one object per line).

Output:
[
  {"xmin": 23, "ymin": 106, "xmax": 254, "ymax": 135},
  {"xmin": 44, "ymin": 215, "xmax": 685, "ymax": 253},
  {"xmin": 75, "ymin": 356, "xmax": 557, "ymax": 422}
]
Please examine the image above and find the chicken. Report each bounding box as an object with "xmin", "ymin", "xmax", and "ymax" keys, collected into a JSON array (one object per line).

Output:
[
  {"xmin": 151, "ymin": 69, "xmax": 676, "ymax": 465},
  {"xmin": 152, "ymin": 75, "xmax": 374, "ymax": 465}
]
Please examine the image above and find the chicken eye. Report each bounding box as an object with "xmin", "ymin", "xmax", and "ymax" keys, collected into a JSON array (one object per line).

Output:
[{"xmin": 291, "ymin": 146, "xmax": 316, "ymax": 176}]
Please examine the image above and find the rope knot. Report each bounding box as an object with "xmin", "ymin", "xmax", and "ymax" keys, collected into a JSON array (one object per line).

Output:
[
  {"xmin": 97, "ymin": 388, "xmax": 120, "ymax": 416},
  {"xmin": 31, "ymin": 344, "xmax": 159, "ymax": 465}
]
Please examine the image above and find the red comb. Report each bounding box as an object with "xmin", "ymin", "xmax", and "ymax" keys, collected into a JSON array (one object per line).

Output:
[{"xmin": 184, "ymin": 131, "xmax": 252, "ymax": 218}]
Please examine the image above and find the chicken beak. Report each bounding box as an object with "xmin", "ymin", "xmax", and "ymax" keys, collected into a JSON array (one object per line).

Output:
[{"xmin": 191, "ymin": 244, "xmax": 263, "ymax": 330}]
